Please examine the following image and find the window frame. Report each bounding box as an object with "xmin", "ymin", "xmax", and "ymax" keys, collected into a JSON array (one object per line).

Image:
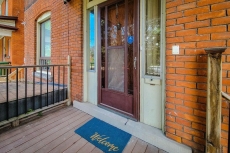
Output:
[
  {"xmin": 141, "ymin": 0, "xmax": 164, "ymax": 79},
  {"xmin": 36, "ymin": 12, "xmax": 51, "ymax": 66}
]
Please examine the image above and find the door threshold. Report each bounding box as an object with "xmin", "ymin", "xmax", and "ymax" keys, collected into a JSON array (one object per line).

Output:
[
  {"xmin": 73, "ymin": 101, "xmax": 192, "ymax": 153},
  {"xmin": 98, "ymin": 104, "xmax": 137, "ymax": 122}
]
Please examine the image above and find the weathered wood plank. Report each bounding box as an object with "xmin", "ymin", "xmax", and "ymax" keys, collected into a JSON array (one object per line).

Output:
[
  {"xmin": 123, "ymin": 136, "xmax": 138, "ymax": 153},
  {"xmin": 145, "ymin": 144, "xmax": 159, "ymax": 153},
  {"xmin": 0, "ymin": 107, "xmax": 71, "ymax": 142},
  {"xmin": 0, "ymin": 107, "xmax": 76, "ymax": 150},
  {"xmin": 36, "ymin": 129, "xmax": 75, "ymax": 153},
  {"xmin": 77, "ymin": 142, "xmax": 95, "ymax": 153},
  {"xmin": 5, "ymin": 110, "xmax": 83, "ymax": 153},
  {"xmin": 23, "ymin": 115, "xmax": 92, "ymax": 153},
  {"xmin": 63, "ymin": 138, "xmax": 88, "ymax": 153},
  {"xmin": 91, "ymin": 147, "xmax": 103, "ymax": 153},
  {"xmin": 49, "ymin": 134, "xmax": 82, "ymax": 153},
  {"xmin": 132, "ymin": 139, "xmax": 148, "ymax": 153}
]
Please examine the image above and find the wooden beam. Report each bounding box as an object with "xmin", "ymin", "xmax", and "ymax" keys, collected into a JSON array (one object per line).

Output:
[{"xmin": 205, "ymin": 47, "xmax": 226, "ymax": 153}]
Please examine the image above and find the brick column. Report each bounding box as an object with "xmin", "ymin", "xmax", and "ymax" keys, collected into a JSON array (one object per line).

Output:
[{"xmin": 205, "ymin": 47, "xmax": 226, "ymax": 153}]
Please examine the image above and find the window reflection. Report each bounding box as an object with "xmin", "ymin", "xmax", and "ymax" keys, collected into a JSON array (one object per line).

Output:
[
  {"xmin": 145, "ymin": 0, "xmax": 161, "ymax": 76},
  {"xmin": 41, "ymin": 20, "xmax": 51, "ymax": 57},
  {"xmin": 89, "ymin": 9, "xmax": 95, "ymax": 70}
]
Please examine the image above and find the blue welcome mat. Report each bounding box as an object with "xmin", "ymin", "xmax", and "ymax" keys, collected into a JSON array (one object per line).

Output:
[{"xmin": 75, "ymin": 118, "xmax": 131, "ymax": 153}]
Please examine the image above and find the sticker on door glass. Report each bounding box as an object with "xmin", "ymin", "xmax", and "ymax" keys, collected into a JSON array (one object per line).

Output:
[{"xmin": 127, "ymin": 36, "xmax": 134, "ymax": 44}]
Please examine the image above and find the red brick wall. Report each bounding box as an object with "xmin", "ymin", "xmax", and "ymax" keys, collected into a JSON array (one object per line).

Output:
[
  {"xmin": 166, "ymin": 0, "xmax": 230, "ymax": 152},
  {"xmin": 24, "ymin": 0, "xmax": 83, "ymax": 101},
  {"xmin": 10, "ymin": 0, "xmax": 24, "ymax": 66}
]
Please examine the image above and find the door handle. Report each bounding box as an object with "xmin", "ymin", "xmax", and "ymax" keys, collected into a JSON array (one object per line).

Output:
[{"xmin": 134, "ymin": 57, "xmax": 137, "ymax": 69}]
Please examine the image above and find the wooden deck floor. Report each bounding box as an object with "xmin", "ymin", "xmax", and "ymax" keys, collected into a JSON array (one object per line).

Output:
[{"xmin": 0, "ymin": 107, "xmax": 167, "ymax": 153}]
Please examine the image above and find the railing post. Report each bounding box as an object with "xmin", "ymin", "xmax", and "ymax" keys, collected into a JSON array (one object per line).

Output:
[
  {"xmin": 67, "ymin": 55, "xmax": 71, "ymax": 106},
  {"xmin": 205, "ymin": 47, "xmax": 226, "ymax": 153}
]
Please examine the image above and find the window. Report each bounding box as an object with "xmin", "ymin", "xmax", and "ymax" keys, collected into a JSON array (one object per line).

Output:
[
  {"xmin": 40, "ymin": 20, "xmax": 51, "ymax": 58},
  {"xmin": 36, "ymin": 12, "xmax": 51, "ymax": 66},
  {"xmin": 88, "ymin": 9, "xmax": 95, "ymax": 70},
  {"xmin": 144, "ymin": 0, "xmax": 161, "ymax": 77}
]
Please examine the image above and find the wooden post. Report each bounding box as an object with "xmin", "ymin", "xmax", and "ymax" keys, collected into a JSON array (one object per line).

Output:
[
  {"xmin": 205, "ymin": 47, "xmax": 226, "ymax": 153},
  {"xmin": 67, "ymin": 55, "xmax": 71, "ymax": 106}
]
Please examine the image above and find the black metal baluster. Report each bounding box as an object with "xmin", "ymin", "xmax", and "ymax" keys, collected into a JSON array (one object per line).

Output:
[
  {"xmin": 6, "ymin": 68, "xmax": 9, "ymax": 120},
  {"xmin": 58, "ymin": 66, "xmax": 60, "ymax": 102},
  {"xmin": 25, "ymin": 68, "xmax": 27, "ymax": 113},
  {"xmin": 47, "ymin": 66, "xmax": 48, "ymax": 106},
  {"xmin": 53, "ymin": 66, "xmax": 54, "ymax": 104},
  {"xmin": 40, "ymin": 66, "xmax": 42, "ymax": 108},
  {"xmin": 63, "ymin": 66, "xmax": 65, "ymax": 100},
  {"xmin": 33, "ymin": 67, "xmax": 35, "ymax": 110},
  {"xmin": 16, "ymin": 68, "xmax": 18, "ymax": 117}
]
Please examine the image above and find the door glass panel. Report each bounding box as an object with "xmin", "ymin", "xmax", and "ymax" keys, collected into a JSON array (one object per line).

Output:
[
  {"xmin": 145, "ymin": 0, "xmax": 161, "ymax": 76},
  {"xmin": 89, "ymin": 9, "xmax": 95, "ymax": 70},
  {"xmin": 108, "ymin": 48, "xmax": 124, "ymax": 92},
  {"xmin": 107, "ymin": 1, "xmax": 125, "ymax": 46},
  {"xmin": 128, "ymin": 0, "xmax": 134, "ymax": 95},
  {"xmin": 101, "ymin": 7, "xmax": 105, "ymax": 88}
]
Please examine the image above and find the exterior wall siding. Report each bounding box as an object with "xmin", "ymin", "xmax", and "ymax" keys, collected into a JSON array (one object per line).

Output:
[
  {"xmin": 24, "ymin": 0, "xmax": 83, "ymax": 101},
  {"xmin": 165, "ymin": 0, "xmax": 230, "ymax": 152}
]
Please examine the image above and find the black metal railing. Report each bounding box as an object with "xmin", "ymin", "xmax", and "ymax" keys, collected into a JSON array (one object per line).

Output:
[
  {"xmin": 39, "ymin": 57, "xmax": 51, "ymax": 71},
  {"xmin": 0, "ymin": 62, "xmax": 11, "ymax": 77},
  {"xmin": 0, "ymin": 64, "xmax": 70, "ymax": 123}
]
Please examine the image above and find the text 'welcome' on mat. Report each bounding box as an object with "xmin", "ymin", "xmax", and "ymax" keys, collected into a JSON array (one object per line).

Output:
[{"xmin": 75, "ymin": 118, "xmax": 131, "ymax": 153}]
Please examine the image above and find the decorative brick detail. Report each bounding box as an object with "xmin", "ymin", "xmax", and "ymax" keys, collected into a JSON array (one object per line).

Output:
[{"xmin": 166, "ymin": 1, "xmax": 230, "ymax": 152}]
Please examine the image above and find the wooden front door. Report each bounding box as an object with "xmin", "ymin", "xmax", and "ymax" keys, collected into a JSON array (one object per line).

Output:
[{"xmin": 98, "ymin": 0, "xmax": 139, "ymax": 119}]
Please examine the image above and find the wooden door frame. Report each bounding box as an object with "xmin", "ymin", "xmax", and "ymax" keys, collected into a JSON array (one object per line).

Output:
[{"xmin": 97, "ymin": 0, "xmax": 140, "ymax": 121}]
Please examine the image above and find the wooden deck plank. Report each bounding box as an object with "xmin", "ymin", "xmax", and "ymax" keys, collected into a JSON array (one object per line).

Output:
[
  {"xmin": 123, "ymin": 136, "xmax": 138, "ymax": 153},
  {"xmin": 0, "ymin": 106, "xmax": 71, "ymax": 142},
  {"xmin": 7, "ymin": 110, "xmax": 85, "ymax": 153},
  {"xmin": 63, "ymin": 138, "xmax": 88, "ymax": 153},
  {"xmin": 35, "ymin": 115, "xmax": 92, "ymax": 153},
  {"xmin": 91, "ymin": 147, "xmax": 103, "ymax": 153},
  {"xmin": 49, "ymin": 134, "xmax": 82, "ymax": 153},
  {"xmin": 145, "ymin": 144, "xmax": 159, "ymax": 153},
  {"xmin": 0, "ymin": 107, "xmax": 168, "ymax": 153},
  {"xmin": 132, "ymin": 139, "xmax": 148, "ymax": 153},
  {"xmin": 35, "ymin": 126, "xmax": 76, "ymax": 153},
  {"xmin": 0, "ymin": 107, "xmax": 76, "ymax": 150},
  {"xmin": 77, "ymin": 142, "xmax": 95, "ymax": 153},
  {"xmin": 25, "ymin": 114, "xmax": 92, "ymax": 153},
  {"xmin": 3, "ymin": 110, "xmax": 82, "ymax": 153}
]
